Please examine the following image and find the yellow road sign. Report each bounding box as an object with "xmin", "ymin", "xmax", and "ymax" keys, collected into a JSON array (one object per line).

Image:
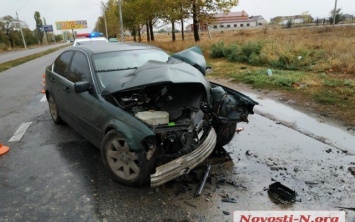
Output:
[{"xmin": 55, "ymin": 20, "xmax": 88, "ymax": 30}]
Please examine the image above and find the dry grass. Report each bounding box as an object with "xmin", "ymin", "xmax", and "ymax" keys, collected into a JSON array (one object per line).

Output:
[
  {"xmin": 145, "ymin": 26, "xmax": 355, "ymax": 128},
  {"xmin": 149, "ymin": 26, "xmax": 355, "ymax": 75}
]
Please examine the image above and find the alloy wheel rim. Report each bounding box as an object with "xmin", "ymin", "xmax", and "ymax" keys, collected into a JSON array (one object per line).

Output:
[{"xmin": 107, "ymin": 137, "xmax": 140, "ymax": 180}]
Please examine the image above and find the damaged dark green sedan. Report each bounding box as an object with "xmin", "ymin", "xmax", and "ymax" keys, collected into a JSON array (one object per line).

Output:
[{"xmin": 45, "ymin": 43, "xmax": 258, "ymax": 187}]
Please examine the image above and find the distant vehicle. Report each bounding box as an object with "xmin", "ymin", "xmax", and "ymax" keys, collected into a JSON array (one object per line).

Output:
[
  {"xmin": 108, "ymin": 38, "xmax": 119, "ymax": 42},
  {"xmin": 73, "ymin": 32, "xmax": 108, "ymax": 46},
  {"xmin": 44, "ymin": 43, "xmax": 258, "ymax": 187}
]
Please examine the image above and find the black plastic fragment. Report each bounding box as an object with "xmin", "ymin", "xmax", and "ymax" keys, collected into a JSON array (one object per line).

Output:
[
  {"xmin": 221, "ymin": 197, "xmax": 237, "ymax": 203},
  {"xmin": 268, "ymin": 182, "xmax": 296, "ymax": 204}
]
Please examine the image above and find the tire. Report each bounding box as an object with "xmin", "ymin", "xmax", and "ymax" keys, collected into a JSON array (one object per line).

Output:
[
  {"xmin": 48, "ymin": 94, "xmax": 63, "ymax": 124},
  {"xmin": 215, "ymin": 122, "xmax": 237, "ymax": 147},
  {"xmin": 101, "ymin": 130, "xmax": 155, "ymax": 187}
]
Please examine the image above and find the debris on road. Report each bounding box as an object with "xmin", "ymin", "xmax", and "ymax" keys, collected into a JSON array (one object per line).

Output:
[
  {"xmin": 194, "ymin": 164, "xmax": 211, "ymax": 197},
  {"xmin": 175, "ymin": 184, "xmax": 190, "ymax": 196},
  {"xmin": 348, "ymin": 167, "xmax": 355, "ymax": 176},
  {"xmin": 305, "ymin": 181, "xmax": 320, "ymax": 186},
  {"xmin": 336, "ymin": 206, "xmax": 355, "ymax": 211},
  {"xmin": 236, "ymin": 127, "xmax": 244, "ymax": 134},
  {"xmin": 221, "ymin": 197, "xmax": 237, "ymax": 203},
  {"xmin": 223, "ymin": 211, "xmax": 230, "ymax": 215},
  {"xmin": 267, "ymin": 182, "xmax": 297, "ymax": 204}
]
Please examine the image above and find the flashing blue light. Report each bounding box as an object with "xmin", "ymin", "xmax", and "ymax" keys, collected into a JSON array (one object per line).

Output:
[{"xmin": 90, "ymin": 32, "xmax": 104, "ymax": 38}]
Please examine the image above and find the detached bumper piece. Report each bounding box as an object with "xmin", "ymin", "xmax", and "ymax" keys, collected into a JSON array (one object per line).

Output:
[{"xmin": 150, "ymin": 128, "xmax": 217, "ymax": 187}]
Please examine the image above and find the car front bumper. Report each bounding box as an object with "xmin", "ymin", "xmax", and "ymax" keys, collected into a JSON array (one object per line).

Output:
[{"xmin": 150, "ymin": 128, "xmax": 216, "ymax": 187}]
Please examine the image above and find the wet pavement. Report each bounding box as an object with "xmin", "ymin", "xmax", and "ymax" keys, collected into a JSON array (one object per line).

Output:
[{"xmin": 1, "ymin": 75, "xmax": 355, "ymax": 221}]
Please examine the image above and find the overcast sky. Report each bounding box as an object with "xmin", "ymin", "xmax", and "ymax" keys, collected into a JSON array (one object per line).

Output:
[{"xmin": 0, "ymin": 0, "xmax": 354, "ymax": 34}]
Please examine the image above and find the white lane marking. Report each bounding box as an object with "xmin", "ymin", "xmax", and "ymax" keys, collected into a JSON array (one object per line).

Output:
[
  {"xmin": 40, "ymin": 95, "xmax": 47, "ymax": 102},
  {"xmin": 9, "ymin": 122, "xmax": 32, "ymax": 142}
]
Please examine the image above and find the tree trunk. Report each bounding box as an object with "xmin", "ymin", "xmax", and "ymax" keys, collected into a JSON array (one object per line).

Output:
[
  {"xmin": 146, "ymin": 21, "xmax": 150, "ymax": 42},
  {"xmin": 192, "ymin": 1, "xmax": 200, "ymax": 42},
  {"xmin": 132, "ymin": 27, "xmax": 137, "ymax": 42},
  {"xmin": 138, "ymin": 27, "xmax": 142, "ymax": 42},
  {"xmin": 181, "ymin": 18, "xmax": 185, "ymax": 41},
  {"xmin": 149, "ymin": 20, "xmax": 154, "ymax": 41},
  {"xmin": 171, "ymin": 22, "xmax": 176, "ymax": 41}
]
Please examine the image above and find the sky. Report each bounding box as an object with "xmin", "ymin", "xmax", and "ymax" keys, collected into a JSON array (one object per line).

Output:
[{"xmin": 0, "ymin": 0, "xmax": 354, "ymax": 34}]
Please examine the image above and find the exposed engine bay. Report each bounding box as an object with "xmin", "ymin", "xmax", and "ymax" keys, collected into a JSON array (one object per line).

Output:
[
  {"xmin": 104, "ymin": 81, "xmax": 256, "ymax": 166},
  {"xmin": 105, "ymin": 83, "xmax": 215, "ymax": 164}
]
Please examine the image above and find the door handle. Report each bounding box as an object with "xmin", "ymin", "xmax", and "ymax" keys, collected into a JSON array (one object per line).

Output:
[{"xmin": 62, "ymin": 86, "xmax": 71, "ymax": 93}]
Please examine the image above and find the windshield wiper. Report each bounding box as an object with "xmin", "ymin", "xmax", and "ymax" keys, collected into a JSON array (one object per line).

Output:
[{"xmin": 96, "ymin": 67, "xmax": 137, "ymax": 73}]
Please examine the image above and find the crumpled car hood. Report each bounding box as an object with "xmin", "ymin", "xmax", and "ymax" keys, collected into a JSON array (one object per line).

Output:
[{"xmin": 101, "ymin": 59, "xmax": 211, "ymax": 97}]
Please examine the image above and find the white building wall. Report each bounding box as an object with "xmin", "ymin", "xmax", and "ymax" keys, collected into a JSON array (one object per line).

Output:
[{"xmin": 209, "ymin": 17, "xmax": 267, "ymax": 32}]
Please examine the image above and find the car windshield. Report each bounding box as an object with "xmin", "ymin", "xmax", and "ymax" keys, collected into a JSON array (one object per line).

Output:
[{"xmin": 93, "ymin": 49, "xmax": 170, "ymax": 88}]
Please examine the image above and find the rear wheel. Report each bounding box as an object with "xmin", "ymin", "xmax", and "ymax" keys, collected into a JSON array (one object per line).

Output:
[
  {"xmin": 48, "ymin": 94, "xmax": 63, "ymax": 124},
  {"xmin": 215, "ymin": 122, "xmax": 237, "ymax": 147},
  {"xmin": 101, "ymin": 130, "xmax": 154, "ymax": 187}
]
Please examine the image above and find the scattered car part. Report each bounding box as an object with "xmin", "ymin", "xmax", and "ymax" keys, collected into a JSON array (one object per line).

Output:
[
  {"xmin": 194, "ymin": 164, "xmax": 211, "ymax": 197},
  {"xmin": 268, "ymin": 182, "xmax": 296, "ymax": 204},
  {"xmin": 221, "ymin": 197, "xmax": 237, "ymax": 203},
  {"xmin": 236, "ymin": 127, "xmax": 244, "ymax": 133},
  {"xmin": 348, "ymin": 167, "xmax": 355, "ymax": 176}
]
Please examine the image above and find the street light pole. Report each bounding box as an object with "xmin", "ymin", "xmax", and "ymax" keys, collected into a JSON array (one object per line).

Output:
[
  {"xmin": 333, "ymin": 0, "xmax": 338, "ymax": 25},
  {"xmin": 118, "ymin": 0, "xmax": 124, "ymax": 41},
  {"xmin": 16, "ymin": 11, "xmax": 27, "ymax": 48}
]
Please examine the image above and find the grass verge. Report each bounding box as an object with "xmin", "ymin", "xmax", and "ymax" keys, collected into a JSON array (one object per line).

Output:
[
  {"xmin": 207, "ymin": 59, "xmax": 355, "ymax": 128},
  {"xmin": 0, "ymin": 45, "xmax": 69, "ymax": 72}
]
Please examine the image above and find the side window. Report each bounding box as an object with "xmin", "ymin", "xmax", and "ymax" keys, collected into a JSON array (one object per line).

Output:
[
  {"xmin": 53, "ymin": 51, "xmax": 73, "ymax": 78},
  {"xmin": 68, "ymin": 51, "xmax": 91, "ymax": 83}
]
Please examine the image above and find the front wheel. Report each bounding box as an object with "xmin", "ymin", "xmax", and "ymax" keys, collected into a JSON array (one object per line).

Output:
[
  {"xmin": 101, "ymin": 130, "xmax": 154, "ymax": 187},
  {"xmin": 215, "ymin": 122, "xmax": 237, "ymax": 147}
]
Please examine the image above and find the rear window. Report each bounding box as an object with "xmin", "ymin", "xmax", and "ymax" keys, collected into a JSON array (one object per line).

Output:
[{"xmin": 53, "ymin": 51, "xmax": 73, "ymax": 78}]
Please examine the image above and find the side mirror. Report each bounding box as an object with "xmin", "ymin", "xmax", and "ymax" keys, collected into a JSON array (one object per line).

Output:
[{"xmin": 74, "ymin": 81, "xmax": 91, "ymax": 93}]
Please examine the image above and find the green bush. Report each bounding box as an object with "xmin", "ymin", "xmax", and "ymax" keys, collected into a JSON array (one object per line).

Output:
[
  {"xmin": 210, "ymin": 41, "xmax": 225, "ymax": 58},
  {"xmin": 241, "ymin": 41, "xmax": 263, "ymax": 58},
  {"xmin": 225, "ymin": 44, "xmax": 244, "ymax": 62}
]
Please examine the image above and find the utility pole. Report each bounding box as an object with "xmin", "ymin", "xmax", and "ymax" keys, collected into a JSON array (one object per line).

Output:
[
  {"xmin": 333, "ymin": 0, "xmax": 338, "ymax": 25},
  {"xmin": 43, "ymin": 16, "xmax": 49, "ymax": 45},
  {"xmin": 101, "ymin": 2, "xmax": 108, "ymax": 39},
  {"xmin": 118, "ymin": 0, "xmax": 124, "ymax": 41},
  {"xmin": 16, "ymin": 11, "xmax": 27, "ymax": 48},
  {"xmin": 104, "ymin": 13, "xmax": 108, "ymax": 38}
]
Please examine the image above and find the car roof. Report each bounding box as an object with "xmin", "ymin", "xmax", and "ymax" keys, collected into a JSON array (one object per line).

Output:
[{"xmin": 70, "ymin": 42, "xmax": 161, "ymax": 55}]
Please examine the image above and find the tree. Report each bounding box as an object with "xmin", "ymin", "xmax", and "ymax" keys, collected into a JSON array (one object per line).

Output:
[
  {"xmin": 34, "ymin": 11, "xmax": 44, "ymax": 44},
  {"xmin": 0, "ymin": 15, "xmax": 17, "ymax": 47},
  {"xmin": 94, "ymin": 0, "xmax": 120, "ymax": 39},
  {"xmin": 190, "ymin": 0, "xmax": 238, "ymax": 42},
  {"xmin": 300, "ymin": 11, "xmax": 313, "ymax": 25},
  {"xmin": 329, "ymin": 8, "xmax": 343, "ymax": 24},
  {"xmin": 160, "ymin": 0, "xmax": 183, "ymax": 41}
]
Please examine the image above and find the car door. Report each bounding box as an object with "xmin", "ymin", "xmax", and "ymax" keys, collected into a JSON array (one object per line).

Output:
[
  {"xmin": 66, "ymin": 51, "xmax": 103, "ymax": 147},
  {"xmin": 49, "ymin": 51, "xmax": 74, "ymax": 122}
]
